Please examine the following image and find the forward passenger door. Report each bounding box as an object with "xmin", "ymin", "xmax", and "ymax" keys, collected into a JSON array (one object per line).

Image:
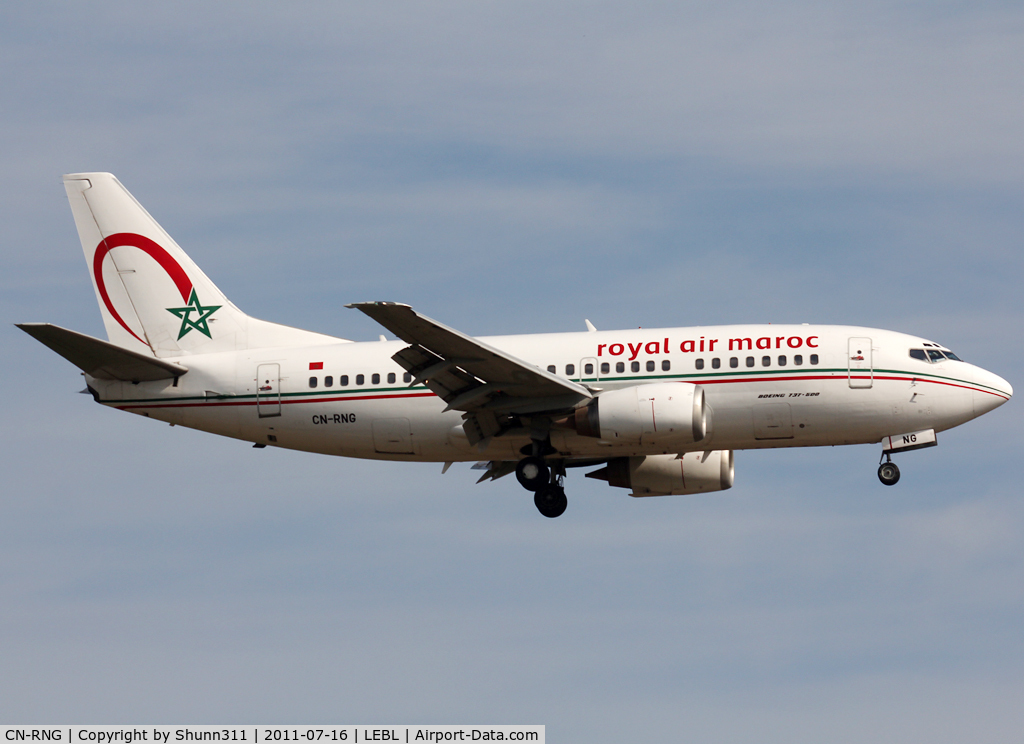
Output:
[{"xmin": 848, "ymin": 337, "xmax": 873, "ymax": 389}]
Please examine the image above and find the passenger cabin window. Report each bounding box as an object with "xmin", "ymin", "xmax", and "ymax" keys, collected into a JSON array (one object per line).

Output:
[
  {"xmin": 695, "ymin": 359, "xmax": 705, "ymax": 370},
  {"xmin": 566, "ymin": 364, "xmax": 575, "ymax": 376},
  {"xmin": 309, "ymin": 377, "xmax": 318, "ymax": 388},
  {"xmin": 340, "ymin": 375, "xmax": 349, "ymax": 386},
  {"xmin": 794, "ymin": 355, "xmax": 803, "ymax": 365},
  {"xmin": 601, "ymin": 362, "xmax": 610, "ymax": 374},
  {"xmin": 356, "ymin": 374, "xmax": 365, "ymax": 385},
  {"xmin": 810, "ymin": 354, "xmax": 819, "ymax": 365},
  {"xmin": 778, "ymin": 355, "xmax": 786, "ymax": 366},
  {"xmin": 746, "ymin": 356, "xmax": 755, "ymax": 368},
  {"xmin": 631, "ymin": 361, "xmax": 640, "ymax": 373},
  {"xmin": 387, "ymin": 372, "xmax": 396, "ymax": 384},
  {"xmin": 762, "ymin": 356, "xmax": 771, "ymax": 367},
  {"xmin": 403, "ymin": 372, "xmax": 412, "ymax": 383},
  {"xmin": 547, "ymin": 365, "xmax": 556, "ymax": 373},
  {"xmin": 730, "ymin": 357, "xmax": 738, "ymax": 368},
  {"xmin": 646, "ymin": 361, "xmax": 655, "ymax": 372},
  {"xmin": 616, "ymin": 362, "xmax": 625, "ymax": 373},
  {"xmin": 325, "ymin": 376, "xmax": 333, "ymax": 387},
  {"xmin": 372, "ymin": 373, "xmax": 380, "ymax": 384},
  {"xmin": 584, "ymin": 363, "xmax": 594, "ymax": 375},
  {"xmin": 662, "ymin": 360, "xmax": 671, "ymax": 371},
  {"xmin": 711, "ymin": 358, "xmax": 721, "ymax": 369}
]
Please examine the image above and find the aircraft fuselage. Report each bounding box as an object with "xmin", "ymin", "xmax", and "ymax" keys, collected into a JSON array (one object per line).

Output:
[{"xmin": 88, "ymin": 323, "xmax": 1010, "ymax": 462}]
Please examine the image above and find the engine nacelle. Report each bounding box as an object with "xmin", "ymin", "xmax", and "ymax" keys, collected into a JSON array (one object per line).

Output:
[
  {"xmin": 574, "ymin": 382, "xmax": 708, "ymax": 445},
  {"xmin": 587, "ymin": 451, "xmax": 735, "ymax": 496}
]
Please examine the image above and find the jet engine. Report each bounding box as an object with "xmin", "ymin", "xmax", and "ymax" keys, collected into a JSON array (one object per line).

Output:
[
  {"xmin": 587, "ymin": 451, "xmax": 734, "ymax": 496},
  {"xmin": 571, "ymin": 382, "xmax": 708, "ymax": 445}
]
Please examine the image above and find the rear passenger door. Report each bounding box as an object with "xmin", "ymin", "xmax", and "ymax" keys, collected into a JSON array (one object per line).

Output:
[{"xmin": 256, "ymin": 363, "xmax": 281, "ymax": 417}]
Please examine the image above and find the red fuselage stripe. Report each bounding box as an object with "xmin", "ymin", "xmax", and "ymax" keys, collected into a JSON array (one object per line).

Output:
[{"xmin": 115, "ymin": 391, "xmax": 437, "ymax": 410}]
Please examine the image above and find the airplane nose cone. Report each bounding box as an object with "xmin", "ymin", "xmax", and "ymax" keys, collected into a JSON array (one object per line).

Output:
[{"xmin": 973, "ymin": 369, "xmax": 1012, "ymax": 416}]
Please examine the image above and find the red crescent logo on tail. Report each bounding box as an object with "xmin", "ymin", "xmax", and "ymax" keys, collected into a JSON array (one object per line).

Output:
[{"xmin": 93, "ymin": 232, "xmax": 193, "ymax": 345}]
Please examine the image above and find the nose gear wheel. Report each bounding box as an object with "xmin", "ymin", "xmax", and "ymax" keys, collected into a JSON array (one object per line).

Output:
[{"xmin": 878, "ymin": 461, "xmax": 900, "ymax": 486}]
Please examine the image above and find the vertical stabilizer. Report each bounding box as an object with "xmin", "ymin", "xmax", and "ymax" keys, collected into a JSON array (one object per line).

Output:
[
  {"xmin": 63, "ymin": 173, "xmax": 344, "ymax": 357},
  {"xmin": 65, "ymin": 173, "xmax": 250, "ymax": 357}
]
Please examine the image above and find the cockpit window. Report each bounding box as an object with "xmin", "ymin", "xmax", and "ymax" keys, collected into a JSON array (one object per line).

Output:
[{"xmin": 911, "ymin": 348, "xmax": 963, "ymax": 363}]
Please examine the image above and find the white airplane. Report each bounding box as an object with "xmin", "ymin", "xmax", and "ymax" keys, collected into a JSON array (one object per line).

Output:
[{"xmin": 19, "ymin": 173, "xmax": 1013, "ymax": 517}]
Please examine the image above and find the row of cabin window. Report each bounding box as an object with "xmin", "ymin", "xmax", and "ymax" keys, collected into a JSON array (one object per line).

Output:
[
  {"xmin": 548, "ymin": 354, "xmax": 820, "ymax": 377},
  {"xmin": 550, "ymin": 360, "xmax": 673, "ymax": 376},
  {"xmin": 309, "ymin": 372, "xmax": 413, "ymax": 389},
  {"xmin": 308, "ymin": 351, "xmax": 826, "ymax": 388},
  {"xmin": 698, "ymin": 354, "xmax": 819, "ymax": 369}
]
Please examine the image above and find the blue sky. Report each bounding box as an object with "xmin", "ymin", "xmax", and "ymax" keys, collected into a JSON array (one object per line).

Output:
[{"xmin": 2, "ymin": 2, "xmax": 1022, "ymax": 740}]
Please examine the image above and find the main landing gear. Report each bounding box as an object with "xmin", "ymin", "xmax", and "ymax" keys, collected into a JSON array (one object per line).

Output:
[
  {"xmin": 534, "ymin": 483, "xmax": 568, "ymax": 519},
  {"xmin": 877, "ymin": 453, "xmax": 900, "ymax": 486},
  {"xmin": 516, "ymin": 453, "xmax": 568, "ymax": 518},
  {"xmin": 515, "ymin": 456, "xmax": 549, "ymax": 491}
]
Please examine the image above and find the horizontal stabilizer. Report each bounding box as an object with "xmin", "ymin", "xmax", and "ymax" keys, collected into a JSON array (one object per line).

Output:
[{"xmin": 17, "ymin": 323, "xmax": 187, "ymax": 382}]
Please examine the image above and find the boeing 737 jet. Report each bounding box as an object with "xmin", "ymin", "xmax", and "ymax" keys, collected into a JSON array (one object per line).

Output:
[{"xmin": 18, "ymin": 173, "xmax": 1013, "ymax": 517}]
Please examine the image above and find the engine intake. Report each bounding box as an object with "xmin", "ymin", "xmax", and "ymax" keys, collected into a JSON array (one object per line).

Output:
[
  {"xmin": 573, "ymin": 382, "xmax": 708, "ymax": 445},
  {"xmin": 587, "ymin": 451, "xmax": 735, "ymax": 496}
]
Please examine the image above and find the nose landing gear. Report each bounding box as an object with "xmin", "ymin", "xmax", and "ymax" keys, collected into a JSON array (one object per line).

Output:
[{"xmin": 878, "ymin": 453, "xmax": 900, "ymax": 486}]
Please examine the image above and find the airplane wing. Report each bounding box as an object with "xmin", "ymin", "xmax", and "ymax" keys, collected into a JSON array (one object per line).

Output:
[
  {"xmin": 347, "ymin": 302, "xmax": 591, "ymax": 443},
  {"xmin": 17, "ymin": 323, "xmax": 188, "ymax": 382}
]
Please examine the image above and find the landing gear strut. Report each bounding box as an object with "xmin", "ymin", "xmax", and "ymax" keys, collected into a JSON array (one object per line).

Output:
[{"xmin": 877, "ymin": 453, "xmax": 900, "ymax": 486}]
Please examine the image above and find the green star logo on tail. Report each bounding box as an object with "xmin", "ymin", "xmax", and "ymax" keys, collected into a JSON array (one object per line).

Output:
[{"xmin": 166, "ymin": 289, "xmax": 221, "ymax": 340}]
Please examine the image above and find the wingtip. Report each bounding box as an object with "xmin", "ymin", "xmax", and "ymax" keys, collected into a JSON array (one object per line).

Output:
[
  {"xmin": 346, "ymin": 301, "xmax": 411, "ymax": 310},
  {"xmin": 15, "ymin": 322, "xmax": 52, "ymax": 337}
]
